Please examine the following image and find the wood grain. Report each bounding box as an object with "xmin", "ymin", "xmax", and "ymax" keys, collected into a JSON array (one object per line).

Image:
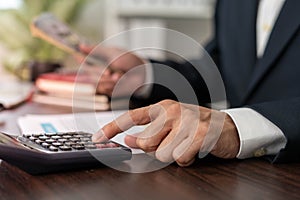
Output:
[{"xmin": 0, "ymin": 102, "xmax": 299, "ymax": 200}]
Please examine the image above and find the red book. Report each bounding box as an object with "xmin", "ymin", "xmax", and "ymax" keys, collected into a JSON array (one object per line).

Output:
[
  {"xmin": 35, "ymin": 72, "xmax": 96, "ymax": 95},
  {"xmin": 32, "ymin": 92, "xmax": 110, "ymax": 110}
]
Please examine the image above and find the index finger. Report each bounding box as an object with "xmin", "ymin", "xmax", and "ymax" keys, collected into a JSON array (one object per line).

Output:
[{"xmin": 93, "ymin": 106, "xmax": 152, "ymax": 142}]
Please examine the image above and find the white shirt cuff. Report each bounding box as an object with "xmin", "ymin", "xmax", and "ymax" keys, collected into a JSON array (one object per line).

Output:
[{"xmin": 222, "ymin": 108, "xmax": 287, "ymax": 159}]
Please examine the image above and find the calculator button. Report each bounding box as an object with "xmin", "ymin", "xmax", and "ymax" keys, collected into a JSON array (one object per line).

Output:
[
  {"xmin": 72, "ymin": 144, "xmax": 85, "ymax": 150},
  {"xmin": 52, "ymin": 142, "xmax": 63, "ymax": 147},
  {"xmin": 65, "ymin": 142, "xmax": 77, "ymax": 146},
  {"xmin": 28, "ymin": 136, "xmax": 36, "ymax": 141},
  {"xmin": 69, "ymin": 138, "xmax": 80, "ymax": 142},
  {"xmin": 33, "ymin": 133, "xmax": 43, "ymax": 137},
  {"xmin": 45, "ymin": 133, "xmax": 57, "ymax": 136},
  {"xmin": 49, "ymin": 146, "xmax": 59, "ymax": 151},
  {"xmin": 62, "ymin": 135, "xmax": 72, "ymax": 139},
  {"xmin": 80, "ymin": 132, "xmax": 92, "ymax": 136},
  {"xmin": 34, "ymin": 139, "xmax": 43, "ymax": 144},
  {"xmin": 65, "ymin": 132, "xmax": 75, "ymax": 135},
  {"xmin": 45, "ymin": 139, "xmax": 56, "ymax": 143},
  {"xmin": 41, "ymin": 142, "xmax": 51, "ymax": 148},
  {"xmin": 51, "ymin": 135, "xmax": 61, "ymax": 140},
  {"xmin": 84, "ymin": 144, "xmax": 96, "ymax": 149},
  {"xmin": 17, "ymin": 136, "xmax": 27, "ymax": 143},
  {"xmin": 58, "ymin": 138, "xmax": 68, "ymax": 143},
  {"xmin": 39, "ymin": 135, "xmax": 50, "ymax": 140},
  {"xmin": 76, "ymin": 141, "xmax": 88, "ymax": 145},
  {"xmin": 59, "ymin": 146, "xmax": 72, "ymax": 151}
]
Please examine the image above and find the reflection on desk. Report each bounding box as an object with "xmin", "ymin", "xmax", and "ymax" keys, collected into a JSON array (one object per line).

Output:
[{"xmin": 1, "ymin": 156, "xmax": 300, "ymax": 200}]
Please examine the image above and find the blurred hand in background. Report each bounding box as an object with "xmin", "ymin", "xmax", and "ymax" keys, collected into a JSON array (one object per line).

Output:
[{"xmin": 79, "ymin": 44, "xmax": 147, "ymax": 97}]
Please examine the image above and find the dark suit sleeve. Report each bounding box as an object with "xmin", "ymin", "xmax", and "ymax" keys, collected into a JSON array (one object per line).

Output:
[
  {"xmin": 249, "ymin": 98, "xmax": 300, "ymax": 163},
  {"xmin": 203, "ymin": 0, "xmax": 220, "ymax": 67},
  {"xmin": 130, "ymin": 59, "xmax": 211, "ymax": 108},
  {"xmin": 131, "ymin": 1, "xmax": 221, "ymax": 108}
]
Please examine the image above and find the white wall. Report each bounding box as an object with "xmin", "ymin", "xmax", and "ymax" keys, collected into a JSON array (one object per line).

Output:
[{"xmin": 77, "ymin": 0, "xmax": 215, "ymax": 60}]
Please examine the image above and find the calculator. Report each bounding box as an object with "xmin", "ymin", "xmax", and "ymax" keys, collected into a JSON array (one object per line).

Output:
[{"xmin": 0, "ymin": 131, "xmax": 132, "ymax": 175}]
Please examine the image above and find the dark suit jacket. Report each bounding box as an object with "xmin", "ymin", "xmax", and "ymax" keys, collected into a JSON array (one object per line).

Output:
[{"xmin": 132, "ymin": 0, "xmax": 300, "ymax": 163}]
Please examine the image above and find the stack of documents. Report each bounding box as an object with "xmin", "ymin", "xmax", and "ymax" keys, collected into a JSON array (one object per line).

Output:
[{"xmin": 0, "ymin": 81, "xmax": 33, "ymax": 110}]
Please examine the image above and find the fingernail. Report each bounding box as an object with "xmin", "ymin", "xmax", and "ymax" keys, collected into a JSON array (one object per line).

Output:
[{"xmin": 92, "ymin": 130, "xmax": 104, "ymax": 142}]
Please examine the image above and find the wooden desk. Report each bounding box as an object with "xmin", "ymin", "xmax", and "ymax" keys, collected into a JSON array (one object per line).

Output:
[{"xmin": 0, "ymin": 102, "xmax": 300, "ymax": 200}]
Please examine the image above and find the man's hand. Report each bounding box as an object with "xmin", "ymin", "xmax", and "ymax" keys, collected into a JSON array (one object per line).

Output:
[
  {"xmin": 93, "ymin": 100, "xmax": 240, "ymax": 167},
  {"xmin": 79, "ymin": 45, "xmax": 146, "ymax": 97}
]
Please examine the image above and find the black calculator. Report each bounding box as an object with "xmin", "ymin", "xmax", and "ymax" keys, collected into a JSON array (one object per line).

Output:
[{"xmin": 0, "ymin": 131, "xmax": 132, "ymax": 175}]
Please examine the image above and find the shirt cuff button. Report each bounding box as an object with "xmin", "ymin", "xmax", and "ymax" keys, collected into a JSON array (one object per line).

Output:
[{"xmin": 254, "ymin": 148, "xmax": 267, "ymax": 157}]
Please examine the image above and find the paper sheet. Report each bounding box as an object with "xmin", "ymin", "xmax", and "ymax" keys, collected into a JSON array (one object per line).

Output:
[
  {"xmin": 0, "ymin": 81, "xmax": 33, "ymax": 109},
  {"xmin": 17, "ymin": 111, "xmax": 145, "ymax": 154}
]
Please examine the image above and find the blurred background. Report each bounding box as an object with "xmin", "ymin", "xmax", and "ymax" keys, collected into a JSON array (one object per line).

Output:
[{"xmin": 0, "ymin": 0, "xmax": 215, "ymax": 81}]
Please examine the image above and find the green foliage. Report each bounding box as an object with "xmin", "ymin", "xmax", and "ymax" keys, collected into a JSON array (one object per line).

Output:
[{"xmin": 0, "ymin": 0, "xmax": 88, "ymax": 72}]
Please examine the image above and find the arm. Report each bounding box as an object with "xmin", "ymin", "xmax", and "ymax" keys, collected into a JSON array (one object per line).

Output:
[
  {"xmin": 223, "ymin": 108, "xmax": 287, "ymax": 160},
  {"xmin": 93, "ymin": 100, "xmax": 240, "ymax": 167},
  {"xmin": 249, "ymin": 98, "xmax": 300, "ymax": 163}
]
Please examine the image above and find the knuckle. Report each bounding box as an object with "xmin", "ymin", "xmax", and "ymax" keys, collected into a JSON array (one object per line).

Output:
[
  {"xmin": 109, "ymin": 122, "xmax": 121, "ymax": 133},
  {"xmin": 159, "ymin": 99, "xmax": 175, "ymax": 105},
  {"xmin": 173, "ymin": 148, "xmax": 196, "ymax": 167},
  {"xmin": 136, "ymin": 138, "xmax": 154, "ymax": 152},
  {"xmin": 155, "ymin": 149, "xmax": 173, "ymax": 163},
  {"xmin": 127, "ymin": 109, "xmax": 141, "ymax": 125},
  {"xmin": 176, "ymin": 156, "xmax": 195, "ymax": 167},
  {"xmin": 129, "ymin": 107, "xmax": 150, "ymax": 125},
  {"xmin": 104, "ymin": 122, "xmax": 116, "ymax": 131},
  {"xmin": 167, "ymin": 103, "xmax": 181, "ymax": 115},
  {"xmin": 172, "ymin": 149, "xmax": 182, "ymax": 161}
]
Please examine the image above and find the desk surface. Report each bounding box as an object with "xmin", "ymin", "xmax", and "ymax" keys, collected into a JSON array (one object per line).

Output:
[{"xmin": 1, "ymin": 102, "xmax": 300, "ymax": 200}]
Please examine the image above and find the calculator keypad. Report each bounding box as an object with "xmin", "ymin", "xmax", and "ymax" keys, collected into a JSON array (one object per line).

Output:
[{"xmin": 23, "ymin": 132, "xmax": 119, "ymax": 152}]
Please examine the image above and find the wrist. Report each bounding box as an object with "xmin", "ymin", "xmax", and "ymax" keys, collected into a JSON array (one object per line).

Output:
[{"xmin": 211, "ymin": 114, "xmax": 240, "ymax": 158}]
